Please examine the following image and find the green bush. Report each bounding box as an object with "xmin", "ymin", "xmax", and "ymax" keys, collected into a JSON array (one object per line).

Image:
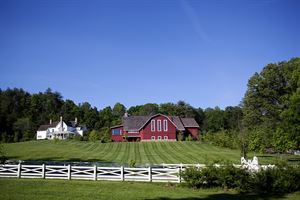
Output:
[
  {"xmin": 203, "ymin": 130, "xmax": 241, "ymax": 149},
  {"xmin": 254, "ymin": 164, "xmax": 300, "ymax": 193},
  {"xmin": 180, "ymin": 163, "xmax": 300, "ymax": 194}
]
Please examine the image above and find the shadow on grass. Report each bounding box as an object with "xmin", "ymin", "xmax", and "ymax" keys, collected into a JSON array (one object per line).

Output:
[{"xmin": 145, "ymin": 192, "xmax": 290, "ymax": 200}]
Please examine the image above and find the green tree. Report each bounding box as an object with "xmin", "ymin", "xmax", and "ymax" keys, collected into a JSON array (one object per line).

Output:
[
  {"xmin": 88, "ymin": 130, "xmax": 100, "ymax": 142},
  {"xmin": 203, "ymin": 107, "xmax": 225, "ymax": 132},
  {"xmin": 243, "ymin": 58, "xmax": 300, "ymax": 149}
]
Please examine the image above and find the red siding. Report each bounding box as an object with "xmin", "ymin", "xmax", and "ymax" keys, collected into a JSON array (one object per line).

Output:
[
  {"xmin": 187, "ymin": 127, "xmax": 199, "ymax": 140},
  {"xmin": 111, "ymin": 126, "xmax": 124, "ymax": 142},
  {"xmin": 141, "ymin": 115, "xmax": 177, "ymax": 141}
]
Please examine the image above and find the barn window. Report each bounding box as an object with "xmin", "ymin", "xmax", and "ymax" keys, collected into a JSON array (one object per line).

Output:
[
  {"xmin": 158, "ymin": 136, "xmax": 162, "ymax": 141},
  {"xmin": 157, "ymin": 120, "xmax": 161, "ymax": 131},
  {"xmin": 151, "ymin": 136, "xmax": 155, "ymax": 141},
  {"xmin": 163, "ymin": 120, "xmax": 168, "ymax": 131},
  {"xmin": 112, "ymin": 129, "xmax": 121, "ymax": 135},
  {"xmin": 164, "ymin": 136, "xmax": 168, "ymax": 141},
  {"xmin": 151, "ymin": 120, "xmax": 155, "ymax": 131}
]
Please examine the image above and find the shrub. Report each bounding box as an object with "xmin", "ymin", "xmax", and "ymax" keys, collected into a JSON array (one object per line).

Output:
[
  {"xmin": 128, "ymin": 159, "xmax": 136, "ymax": 168},
  {"xmin": 254, "ymin": 163, "xmax": 300, "ymax": 193},
  {"xmin": 180, "ymin": 163, "xmax": 300, "ymax": 194}
]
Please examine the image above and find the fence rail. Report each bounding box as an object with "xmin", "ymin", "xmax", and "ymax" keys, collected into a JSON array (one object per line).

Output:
[
  {"xmin": 0, "ymin": 164, "xmax": 181, "ymax": 183},
  {"xmin": 0, "ymin": 162, "xmax": 275, "ymax": 183}
]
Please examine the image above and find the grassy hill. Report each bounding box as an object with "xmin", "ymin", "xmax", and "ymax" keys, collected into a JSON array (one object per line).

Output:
[{"xmin": 2, "ymin": 140, "xmax": 299, "ymax": 165}]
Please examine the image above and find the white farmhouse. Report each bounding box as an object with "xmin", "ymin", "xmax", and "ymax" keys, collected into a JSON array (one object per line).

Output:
[{"xmin": 36, "ymin": 117, "xmax": 87, "ymax": 140}]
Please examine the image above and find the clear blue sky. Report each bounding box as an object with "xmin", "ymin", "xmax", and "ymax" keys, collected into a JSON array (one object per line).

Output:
[{"xmin": 0, "ymin": 0, "xmax": 299, "ymax": 110}]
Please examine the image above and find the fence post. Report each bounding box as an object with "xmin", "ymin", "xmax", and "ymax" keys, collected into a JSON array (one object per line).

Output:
[
  {"xmin": 177, "ymin": 167, "xmax": 181, "ymax": 183},
  {"xmin": 17, "ymin": 163, "xmax": 21, "ymax": 178},
  {"xmin": 94, "ymin": 165, "xmax": 97, "ymax": 181},
  {"xmin": 68, "ymin": 165, "xmax": 71, "ymax": 180},
  {"xmin": 120, "ymin": 166, "xmax": 124, "ymax": 181},
  {"xmin": 42, "ymin": 164, "xmax": 45, "ymax": 179},
  {"xmin": 148, "ymin": 166, "xmax": 152, "ymax": 182}
]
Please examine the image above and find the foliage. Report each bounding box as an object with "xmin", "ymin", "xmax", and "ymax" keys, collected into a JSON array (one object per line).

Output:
[
  {"xmin": 88, "ymin": 130, "xmax": 100, "ymax": 142},
  {"xmin": 203, "ymin": 130, "xmax": 241, "ymax": 149},
  {"xmin": 99, "ymin": 127, "xmax": 111, "ymax": 143},
  {"xmin": 0, "ymin": 143, "xmax": 7, "ymax": 164},
  {"xmin": 177, "ymin": 131, "xmax": 184, "ymax": 141},
  {"xmin": 128, "ymin": 159, "xmax": 136, "ymax": 167},
  {"xmin": 181, "ymin": 163, "xmax": 300, "ymax": 194},
  {"xmin": 186, "ymin": 134, "xmax": 193, "ymax": 141},
  {"xmin": 180, "ymin": 165, "xmax": 252, "ymax": 191},
  {"xmin": 253, "ymin": 163, "xmax": 300, "ymax": 193},
  {"xmin": 243, "ymin": 58, "xmax": 300, "ymax": 152}
]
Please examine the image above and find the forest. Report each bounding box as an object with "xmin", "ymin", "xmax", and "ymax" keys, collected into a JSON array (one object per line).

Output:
[{"xmin": 0, "ymin": 57, "xmax": 299, "ymax": 153}]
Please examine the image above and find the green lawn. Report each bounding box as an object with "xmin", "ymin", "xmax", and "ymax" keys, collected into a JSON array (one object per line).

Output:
[
  {"xmin": 0, "ymin": 178, "xmax": 299, "ymax": 200},
  {"xmin": 3, "ymin": 140, "xmax": 299, "ymax": 165}
]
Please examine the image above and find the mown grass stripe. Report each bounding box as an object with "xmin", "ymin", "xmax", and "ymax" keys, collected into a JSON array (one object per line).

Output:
[
  {"xmin": 114, "ymin": 142, "xmax": 127, "ymax": 163},
  {"xmin": 152, "ymin": 142, "xmax": 173, "ymax": 164},
  {"xmin": 134, "ymin": 143, "xmax": 142, "ymax": 164},
  {"xmin": 168, "ymin": 142, "xmax": 192, "ymax": 163},
  {"xmin": 138, "ymin": 142, "xmax": 149, "ymax": 164},
  {"xmin": 157, "ymin": 142, "xmax": 178, "ymax": 163},
  {"xmin": 143, "ymin": 142, "xmax": 158, "ymax": 164},
  {"xmin": 159, "ymin": 142, "xmax": 181, "ymax": 164},
  {"xmin": 101, "ymin": 143, "xmax": 117, "ymax": 161},
  {"xmin": 176, "ymin": 142, "xmax": 206, "ymax": 163}
]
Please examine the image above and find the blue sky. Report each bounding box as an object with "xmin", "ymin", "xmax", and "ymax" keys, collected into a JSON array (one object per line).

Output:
[{"xmin": 0, "ymin": 0, "xmax": 299, "ymax": 110}]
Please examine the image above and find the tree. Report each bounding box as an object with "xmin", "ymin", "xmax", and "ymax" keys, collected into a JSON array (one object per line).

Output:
[
  {"xmin": 202, "ymin": 107, "xmax": 225, "ymax": 132},
  {"xmin": 243, "ymin": 58, "xmax": 300, "ymax": 150},
  {"xmin": 0, "ymin": 143, "xmax": 7, "ymax": 164},
  {"xmin": 88, "ymin": 130, "xmax": 99, "ymax": 142}
]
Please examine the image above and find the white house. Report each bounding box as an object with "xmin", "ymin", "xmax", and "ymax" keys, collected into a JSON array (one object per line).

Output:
[{"xmin": 36, "ymin": 117, "xmax": 87, "ymax": 140}]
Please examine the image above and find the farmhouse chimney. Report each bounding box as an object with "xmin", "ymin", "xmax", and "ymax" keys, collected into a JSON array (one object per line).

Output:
[
  {"xmin": 60, "ymin": 116, "xmax": 63, "ymax": 132},
  {"xmin": 75, "ymin": 117, "xmax": 78, "ymax": 124},
  {"xmin": 49, "ymin": 119, "xmax": 52, "ymax": 124}
]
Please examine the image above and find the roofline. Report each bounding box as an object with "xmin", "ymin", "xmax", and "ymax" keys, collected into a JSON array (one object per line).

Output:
[
  {"xmin": 138, "ymin": 113, "xmax": 183, "ymax": 131},
  {"xmin": 110, "ymin": 124, "xmax": 123, "ymax": 129},
  {"xmin": 185, "ymin": 126, "xmax": 200, "ymax": 128}
]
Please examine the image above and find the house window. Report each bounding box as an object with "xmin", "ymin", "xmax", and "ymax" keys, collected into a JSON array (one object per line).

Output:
[
  {"xmin": 151, "ymin": 120, "xmax": 155, "ymax": 131},
  {"xmin": 164, "ymin": 136, "xmax": 168, "ymax": 141},
  {"xmin": 157, "ymin": 120, "xmax": 161, "ymax": 131},
  {"xmin": 151, "ymin": 136, "xmax": 155, "ymax": 141},
  {"xmin": 112, "ymin": 129, "xmax": 121, "ymax": 135},
  {"xmin": 163, "ymin": 120, "xmax": 168, "ymax": 131},
  {"xmin": 158, "ymin": 136, "xmax": 162, "ymax": 141}
]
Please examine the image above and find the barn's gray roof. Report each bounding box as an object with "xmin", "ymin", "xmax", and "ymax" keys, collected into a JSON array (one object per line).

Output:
[
  {"xmin": 168, "ymin": 116, "xmax": 185, "ymax": 131},
  {"xmin": 181, "ymin": 118, "xmax": 200, "ymax": 128},
  {"xmin": 123, "ymin": 116, "xmax": 149, "ymax": 132},
  {"xmin": 118, "ymin": 114, "xmax": 198, "ymax": 132}
]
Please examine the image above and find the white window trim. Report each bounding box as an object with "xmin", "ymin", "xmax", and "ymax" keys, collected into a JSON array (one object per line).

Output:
[
  {"xmin": 151, "ymin": 136, "xmax": 155, "ymax": 141},
  {"xmin": 151, "ymin": 120, "xmax": 155, "ymax": 132},
  {"xmin": 163, "ymin": 120, "xmax": 168, "ymax": 132},
  {"xmin": 164, "ymin": 136, "xmax": 168, "ymax": 141},
  {"xmin": 157, "ymin": 120, "xmax": 161, "ymax": 132},
  {"xmin": 158, "ymin": 136, "xmax": 162, "ymax": 141}
]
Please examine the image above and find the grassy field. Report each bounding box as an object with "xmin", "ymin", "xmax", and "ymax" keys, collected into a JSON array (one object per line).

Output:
[
  {"xmin": 1, "ymin": 178, "xmax": 300, "ymax": 200},
  {"xmin": 3, "ymin": 140, "xmax": 299, "ymax": 165}
]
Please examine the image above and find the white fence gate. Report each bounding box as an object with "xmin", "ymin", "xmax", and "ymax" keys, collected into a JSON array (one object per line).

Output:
[{"xmin": 0, "ymin": 164, "xmax": 181, "ymax": 183}]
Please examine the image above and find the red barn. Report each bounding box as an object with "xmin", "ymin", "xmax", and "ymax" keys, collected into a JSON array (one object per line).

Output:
[{"xmin": 111, "ymin": 114, "xmax": 200, "ymax": 142}]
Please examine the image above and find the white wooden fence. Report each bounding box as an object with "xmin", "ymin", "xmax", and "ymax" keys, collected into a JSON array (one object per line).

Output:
[{"xmin": 0, "ymin": 164, "xmax": 181, "ymax": 183}]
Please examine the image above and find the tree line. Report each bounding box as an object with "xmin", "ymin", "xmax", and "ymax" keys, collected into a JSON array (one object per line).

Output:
[{"xmin": 0, "ymin": 57, "xmax": 299, "ymax": 153}]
